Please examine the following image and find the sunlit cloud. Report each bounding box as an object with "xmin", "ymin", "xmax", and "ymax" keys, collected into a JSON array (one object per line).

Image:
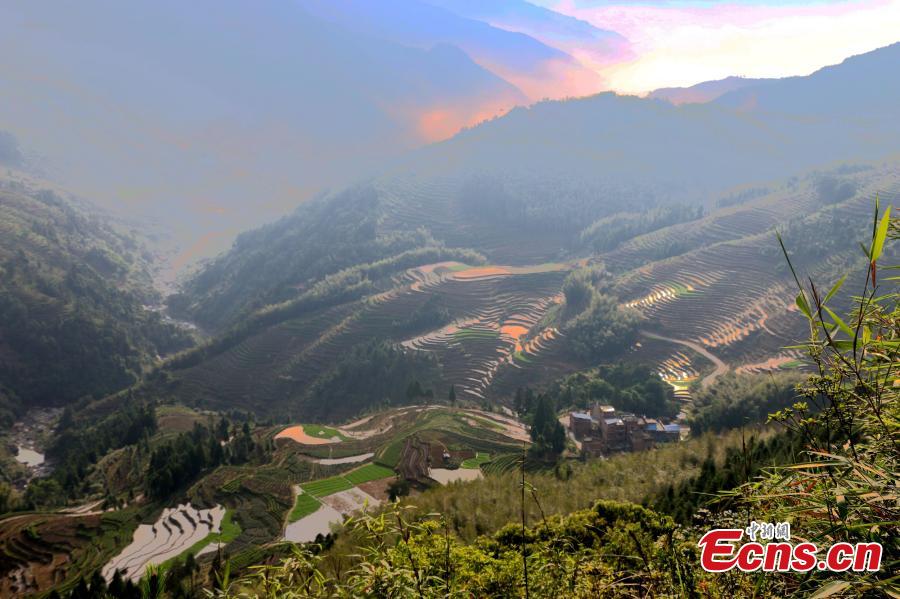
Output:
[{"xmin": 540, "ymin": 0, "xmax": 900, "ymax": 93}]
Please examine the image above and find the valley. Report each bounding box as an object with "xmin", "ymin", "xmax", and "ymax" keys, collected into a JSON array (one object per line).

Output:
[{"xmin": 0, "ymin": 26, "xmax": 898, "ymax": 597}]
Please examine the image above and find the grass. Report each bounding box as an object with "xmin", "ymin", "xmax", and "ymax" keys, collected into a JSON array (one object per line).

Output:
[
  {"xmin": 669, "ymin": 379, "xmax": 694, "ymax": 391},
  {"xmin": 453, "ymin": 328, "xmax": 500, "ymax": 340},
  {"xmin": 301, "ymin": 424, "xmax": 349, "ymax": 441},
  {"xmin": 461, "ymin": 452, "xmax": 491, "ymax": 469},
  {"xmin": 300, "ymin": 476, "xmax": 354, "ymax": 497},
  {"xmin": 446, "ymin": 263, "xmax": 471, "ymax": 272},
  {"xmin": 296, "ymin": 465, "xmax": 395, "ymax": 500},
  {"xmin": 376, "ymin": 436, "xmax": 407, "ymax": 468},
  {"xmin": 779, "ymin": 359, "xmax": 804, "ymax": 370},
  {"xmin": 513, "ymin": 350, "xmax": 532, "ymax": 363},
  {"xmin": 669, "ymin": 282, "xmax": 702, "ymax": 298},
  {"xmin": 160, "ymin": 509, "xmax": 242, "ymax": 571},
  {"xmin": 457, "ymin": 413, "xmax": 503, "ymax": 432},
  {"xmin": 345, "ymin": 464, "xmax": 395, "ymax": 485},
  {"xmin": 289, "ymin": 493, "xmax": 321, "ymax": 522}
]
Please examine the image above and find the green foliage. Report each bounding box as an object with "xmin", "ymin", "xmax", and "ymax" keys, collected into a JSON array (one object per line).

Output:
[
  {"xmin": 391, "ymin": 294, "xmax": 451, "ymax": 335},
  {"xmin": 517, "ymin": 361, "xmax": 678, "ymax": 419},
  {"xmin": 564, "ymin": 294, "xmax": 642, "ymax": 363},
  {"xmin": 460, "ymin": 452, "xmax": 490, "ymax": 469},
  {"xmin": 288, "ymin": 494, "xmax": 321, "ymax": 522},
  {"xmin": 652, "ymin": 430, "xmax": 800, "ymax": 524},
  {"xmin": 387, "ymin": 478, "xmax": 411, "ymax": 502},
  {"xmin": 402, "ymin": 428, "xmax": 760, "ymax": 542},
  {"xmin": 300, "ymin": 476, "xmax": 353, "ymax": 498},
  {"xmin": 40, "ymin": 402, "xmax": 157, "ymax": 505},
  {"xmin": 211, "ymin": 499, "xmax": 692, "ymax": 598},
  {"xmin": 344, "ymin": 464, "xmax": 395, "ymax": 486},
  {"xmin": 169, "ymin": 184, "xmax": 486, "ymax": 331},
  {"xmin": 301, "ymin": 339, "xmax": 442, "ymax": 422},
  {"xmin": 529, "ymin": 395, "xmax": 565, "ymax": 458},
  {"xmin": 579, "ymin": 204, "xmax": 704, "ymax": 253},
  {"xmin": 730, "ymin": 204, "xmax": 900, "ymax": 596},
  {"xmin": 0, "ymin": 188, "xmax": 193, "ymax": 407},
  {"xmin": 146, "ymin": 419, "xmax": 257, "ymax": 499},
  {"xmin": 688, "ymin": 371, "xmax": 801, "ymax": 434}
]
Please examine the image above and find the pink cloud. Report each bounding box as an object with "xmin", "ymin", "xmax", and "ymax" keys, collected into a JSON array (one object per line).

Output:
[{"xmin": 545, "ymin": 0, "xmax": 900, "ymax": 93}]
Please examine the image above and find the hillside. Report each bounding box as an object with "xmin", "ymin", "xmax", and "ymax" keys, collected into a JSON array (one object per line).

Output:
[
  {"xmin": 21, "ymin": 201, "xmax": 896, "ymax": 598},
  {"xmin": 648, "ymin": 76, "xmax": 772, "ymax": 104},
  {"xmin": 161, "ymin": 46, "xmax": 900, "ymax": 424},
  {"xmin": 0, "ymin": 169, "xmax": 192, "ymax": 419},
  {"xmin": 0, "ymin": 404, "xmax": 531, "ymax": 595},
  {"xmin": 154, "ymin": 158, "xmax": 898, "ymax": 431},
  {"xmin": 176, "ymin": 43, "xmax": 900, "ymax": 330}
]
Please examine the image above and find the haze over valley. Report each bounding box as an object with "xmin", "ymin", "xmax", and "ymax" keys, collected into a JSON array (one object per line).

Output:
[{"xmin": 1, "ymin": 2, "xmax": 899, "ymax": 597}]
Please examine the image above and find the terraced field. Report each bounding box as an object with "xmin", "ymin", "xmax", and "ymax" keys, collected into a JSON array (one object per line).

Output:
[
  {"xmin": 271, "ymin": 406, "xmax": 526, "ymax": 542},
  {"xmin": 612, "ymin": 163, "xmax": 900, "ymax": 385},
  {"xmin": 0, "ymin": 509, "xmax": 141, "ymax": 596},
  {"xmin": 102, "ymin": 503, "xmax": 226, "ymax": 582},
  {"xmin": 163, "ymin": 254, "xmax": 573, "ymax": 417},
  {"xmin": 400, "ymin": 263, "xmax": 570, "ymax": 401}
]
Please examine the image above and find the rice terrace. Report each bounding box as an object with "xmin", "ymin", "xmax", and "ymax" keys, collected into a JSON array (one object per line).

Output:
[{"xmin": 1, "ymin": 7, "xmax": 899, "ymax": 597}]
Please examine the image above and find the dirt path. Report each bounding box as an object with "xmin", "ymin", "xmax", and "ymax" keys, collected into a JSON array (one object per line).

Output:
[{"xmin": 640, "ymin": 330, "xmax": 729, "ymax": 389}]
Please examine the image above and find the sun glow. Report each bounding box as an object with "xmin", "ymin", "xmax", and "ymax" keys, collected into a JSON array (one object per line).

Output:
[{"xmin": 542, "ymin": 0, "xmax": 900, "ymax": 94}]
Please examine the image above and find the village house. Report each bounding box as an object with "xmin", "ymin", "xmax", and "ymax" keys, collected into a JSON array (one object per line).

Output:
[{"xmin": 566, "ymin": 403, "xmax": 684, "ymax": 457}]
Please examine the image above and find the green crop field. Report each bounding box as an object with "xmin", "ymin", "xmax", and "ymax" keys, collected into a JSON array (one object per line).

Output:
[
  {"xmin": 779, "ymin": 359, "xmax": 804, "ymax": 370},
  {"xmin": 301, "ymin": 424, "xmax": 349, "ymax": 441},
  {"xmin": 446, "ymin": 263, "xmax": 471, "ymax": 272},
  {"xmin": 289, "ymin": 493, "xmax": 322, "ymax": 522},
  {"xmin": 345, "ymin": 464, "xmax": 395, "ymax": 485},
  {"xmin": 160, "ymin": 509, "xmax": 242, "ymax": 571},
  {"xmin": 453, "ymin": 328, "xmax": 500, "ymax": 340},
  {"xmin": 300, "ymin": 476, "xmax": 354, "ymax": 497},
  {"xmin": 376, "ymin": 436, "xmax": 407, "ymax": 468},
  {"xmin": 461, "ymin": 452, "xmax": 491, "ymax": 469}
]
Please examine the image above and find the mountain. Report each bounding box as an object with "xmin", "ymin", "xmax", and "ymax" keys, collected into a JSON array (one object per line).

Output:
[
  {"xmin": 425, "ymin": 0, "xmax": 633, "ymax": 69},
  {"xmin": 648, "ymin": 76, "xmax": 773, "ymax": 105},
  {"xmin": 0, "ymin": 161, "xmax": 193, "ymax": 423},
  {"xmin": 0, "ymin": 1, "xmax": 525, "ymax": 262},
  {"xmin": 713, "ymin": 41, "xmax": 900, "ymax": 116},
  {"xmin": 140, "ymin": 42, "xmax": 900, "ymax": 425},
  {"xmin": 302, "ymin": 0, "xmax": 605, "ymax": 100},
  {"xmin": 175, "ymin": 43, "xmax": 900, "ymax": 329}
]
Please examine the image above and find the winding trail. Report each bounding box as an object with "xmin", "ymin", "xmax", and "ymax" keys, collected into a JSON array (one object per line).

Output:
[{"xmin": 640, "ymin": 330, "xmax": 729, "ymax": 389}]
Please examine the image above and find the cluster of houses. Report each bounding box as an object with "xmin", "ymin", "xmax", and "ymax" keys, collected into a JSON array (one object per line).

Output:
[{"xmin": 568, "ymin": 404, "xmax": 687, "ymax": 457}]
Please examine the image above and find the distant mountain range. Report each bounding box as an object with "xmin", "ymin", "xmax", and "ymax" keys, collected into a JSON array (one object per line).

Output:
[
  {"xmin": 0, "ymin": 0, "xmax": 630, "ymax": 261},
  {"xmin": 648, "ymin": 76, "xmax": 771, "ymax": 105},
  {"xmin": 175, "ymin": 41, "xmax": 900, "ymax": 332}
]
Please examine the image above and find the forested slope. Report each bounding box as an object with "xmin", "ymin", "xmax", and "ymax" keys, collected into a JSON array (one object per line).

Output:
[{"xmin": 0, "ymin": 177, "xmax": 192, "ymax": 421}]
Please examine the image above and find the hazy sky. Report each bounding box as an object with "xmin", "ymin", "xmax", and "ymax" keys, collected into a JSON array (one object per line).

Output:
[{"xmin": 533, "ymin": 0, "xmax": 900, "ymax": 93}]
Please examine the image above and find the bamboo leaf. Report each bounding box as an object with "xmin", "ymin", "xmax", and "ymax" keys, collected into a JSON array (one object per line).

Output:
[
  {"xmin": 823, "ymin": 306, "xmax": 854, "ymax": 337},
  {"xmin": 822, "ymin": 274, "xmax": 847, "ymax": 305},
  {"xmin": 810, "ymin": 581, "xmax": 851, "ymax": 598},
  {"xmin": 871, "ymin": 205, "xmax": 891, "ymax": 262},
  {"xmin": 796, "ymin": 293, "xmax": 812, "ymax": 319}
]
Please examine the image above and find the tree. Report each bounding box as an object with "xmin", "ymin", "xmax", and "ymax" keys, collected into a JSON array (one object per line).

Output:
[
  {"xmin": 406, "ymin": 380, "xmax": 424, "ymax": 401},
  {"xmin": 217, "ymin": 416, "xmax": 230, "ymax": 441},
  {"xmin": 529, "ymin": 395, "xmax": 566, "ymax": 457},
  {"xmin": 565, "ymin": 294, "xmax": 641, "ymax": 362},
  {"xmin": 448, "ymin": 384, "xmax": 456, "ymax": 405},
  {"xmin": 387, "ymin": 478, "xmax": 411, "ymax": 502}
]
